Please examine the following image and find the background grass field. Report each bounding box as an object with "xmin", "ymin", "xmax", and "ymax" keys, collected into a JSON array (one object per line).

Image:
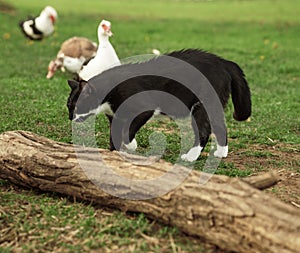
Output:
[{"xmin": 0, "ymin": 0, "xmax": 299, "ymax": 252}]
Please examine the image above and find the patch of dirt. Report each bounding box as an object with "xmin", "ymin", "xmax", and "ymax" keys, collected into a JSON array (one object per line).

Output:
[
  {"xmin": 0, "ymin": 0, "xmax": 15, "ymax": 14},
  {"xmin": 146, "ymin": 117, "xmax": 299, "ymax": 207},
  {"xmin": 226, "ymin": 143, "xmax": 300, "ymax": 207}
]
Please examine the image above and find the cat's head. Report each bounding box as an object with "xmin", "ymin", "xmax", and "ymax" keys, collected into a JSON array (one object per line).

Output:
[{"xmin": 67, "ymin": 79, "xmax": 97, "ymax": 122}]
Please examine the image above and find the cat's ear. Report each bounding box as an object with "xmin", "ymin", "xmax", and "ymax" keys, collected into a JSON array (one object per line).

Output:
[
  {"xmin": 79, "ymin": 80, "xmax": 94, "ymax": 95},
  {"xmin": 84, "ymin": 83, "xmax": 96, "ymax": 95},
  {"xmin": 79, "ymin": 80, "xmax": 88, "ymax": 89},
  {"xmin": 67, "ymin": 79, "xmax": 79, "ymax": 90}
]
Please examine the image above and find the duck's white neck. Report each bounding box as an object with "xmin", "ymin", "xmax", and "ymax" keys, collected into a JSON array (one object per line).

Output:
[{"xmin": 98, "ymin": 34, "xmax": 110, "ymax": 46}]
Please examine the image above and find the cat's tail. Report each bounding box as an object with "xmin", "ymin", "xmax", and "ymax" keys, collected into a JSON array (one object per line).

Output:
[{"xmin": 225, "ymin": 60, "xmax": 252, "ymax": 121}]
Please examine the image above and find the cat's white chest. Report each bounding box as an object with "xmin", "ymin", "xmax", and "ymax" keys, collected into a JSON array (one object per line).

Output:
[{"xmin": 94, "ymin": 102, "xmax": 114, "ymax": 116}]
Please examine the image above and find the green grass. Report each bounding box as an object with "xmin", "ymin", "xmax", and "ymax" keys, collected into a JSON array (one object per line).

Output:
[
  {"xmin": 5, "ymin": 0, "xmax": 300, "ymax": 23},
  {"xmin": 0, "ymin": 0, "xmax": 300, "ymax": 252},
  {"xmin": 1, "ymin": 183, "xmax": 204, "ymax": 253}
]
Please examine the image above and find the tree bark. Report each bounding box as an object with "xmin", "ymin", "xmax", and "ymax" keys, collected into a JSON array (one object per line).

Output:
[{"xmin": 0, "ymin": 131, "xmax": 299, "ymax": 253}]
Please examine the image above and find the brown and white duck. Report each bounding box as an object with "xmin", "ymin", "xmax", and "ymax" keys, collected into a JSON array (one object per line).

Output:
[{"xmin": 47, "ymin": 37, "xmax": 98, "ymax": 79}]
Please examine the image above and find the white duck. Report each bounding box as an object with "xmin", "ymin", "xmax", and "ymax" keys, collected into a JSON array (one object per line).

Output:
[
  {"xmin": 47, "ymin": 37, "xmax": 98, "ymax": 79},
  {"xmin": 19, "ymin": 6, "xmax": 58, "ymax": 40},
  {"xmin": 78, "ymin": 20, "xmax": 121, "ymax": 81}
]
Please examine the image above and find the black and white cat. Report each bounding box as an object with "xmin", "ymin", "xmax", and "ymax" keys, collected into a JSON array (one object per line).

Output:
[{"xmin": 67, "ymin": 49, "xmax": 251, "ymax": 162}]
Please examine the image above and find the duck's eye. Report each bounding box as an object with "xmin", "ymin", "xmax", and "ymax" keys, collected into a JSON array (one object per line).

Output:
[{"xmin": 102, "ymin": 24, "xmax": 109, "ymax": 31}]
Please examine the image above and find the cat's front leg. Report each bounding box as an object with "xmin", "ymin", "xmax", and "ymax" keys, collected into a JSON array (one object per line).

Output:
[
  {"xmin": 106, "ymin": 115, "xmax": 115, "ymax": 150},
  {"xmin": 109, "ymin": 135, "xmax": 116, "ymax": 151},
  {"xmin": 124, "ymin": 138, "xmax": 137, "ymax": 151},
  {"xmin": 122, "ymin": 111, "xmax": 154, "ymax": 152}
]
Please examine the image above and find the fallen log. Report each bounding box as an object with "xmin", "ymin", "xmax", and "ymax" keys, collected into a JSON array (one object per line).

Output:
[{"xmin": 0, "ymin": 131, "xmax": 299, "ymax": 253}]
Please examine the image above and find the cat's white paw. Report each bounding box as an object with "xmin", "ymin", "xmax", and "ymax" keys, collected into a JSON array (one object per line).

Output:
[
  {"xmin": 214, "ymin": 145, "xmax": 228, "ymax": 158},
  {"xmin": 181, "ymin": 146, "xmax": 203, "ymax": 162},
  {"xmin": 124, "ymin": 138, "xmax": 137, "ymax": 151}
]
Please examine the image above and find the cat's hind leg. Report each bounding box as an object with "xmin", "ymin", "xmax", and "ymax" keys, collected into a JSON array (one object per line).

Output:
[
  {"xmin": 213, "ymin": 124, "xmax": 228, "ymax": 158},
  {"xmin": 214, "ymin": 144, "xmax": 228, "ymax": 158},
  {"xmin": 181, "ymin": 105, "xmax": 210, "ymax": 162},
  {"xmin": 107, "ymin": 115, "xmax": 123, "ymax": 151},
  {"xmin": 191, "ymin": 103, "xmax": 228, "ymax": 158}
]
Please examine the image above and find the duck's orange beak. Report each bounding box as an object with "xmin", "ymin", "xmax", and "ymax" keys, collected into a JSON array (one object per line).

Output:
[{"xmin": 47, "ymin": 61, "xmax": 56, "ymax": 79}]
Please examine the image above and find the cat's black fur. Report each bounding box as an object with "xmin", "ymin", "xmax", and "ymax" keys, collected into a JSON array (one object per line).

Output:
[{"xmin": 67, "ymin": 49, "xmax": 251, "ymax": 156}]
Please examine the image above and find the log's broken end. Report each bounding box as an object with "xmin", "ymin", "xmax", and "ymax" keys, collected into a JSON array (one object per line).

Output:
[{"xmin": 242, "ymin": 172, "xmax": 280, "ymax": 190}]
